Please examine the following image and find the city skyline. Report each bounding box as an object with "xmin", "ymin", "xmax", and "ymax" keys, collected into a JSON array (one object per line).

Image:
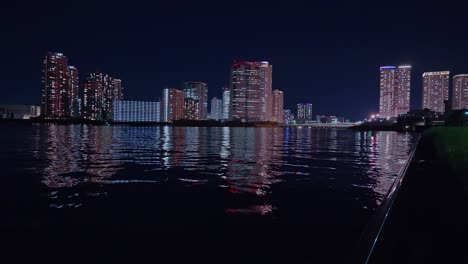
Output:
[
  {"xmin": 16, "ymin": 51, "xmax": 468, "ymax": 123},
  {"xmin": 33, "ymin": 52, "xmax": 468, "ymax": 122},
  {"xmin": 4, "ymin": 2, "xmax": 468, "ymax": 121}
]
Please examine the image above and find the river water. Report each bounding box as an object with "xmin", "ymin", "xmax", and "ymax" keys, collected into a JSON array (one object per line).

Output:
[{"xmin": 0, "ymin": 124, "xmax": 418, "ymax": 262}]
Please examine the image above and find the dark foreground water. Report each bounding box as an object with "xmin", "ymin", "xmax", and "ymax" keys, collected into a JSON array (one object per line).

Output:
[{"xmin": 0, "ymin": 124, "xmax": 418, "ymax": 262}]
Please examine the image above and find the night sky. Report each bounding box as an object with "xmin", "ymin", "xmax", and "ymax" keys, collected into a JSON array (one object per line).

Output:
[{"xmin": 1, "ymin": 1, "xmax": 467, "ymax": 120}]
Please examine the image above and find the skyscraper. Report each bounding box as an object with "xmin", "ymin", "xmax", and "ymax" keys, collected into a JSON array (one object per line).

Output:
[
  {"xmin": 210, "ymin": 97, "xmax": 223, "ymax": 120},
  {"xmin": 229, "ymin": 61, "xmax": 263, "ymax": 121},
  {"xmin": 259, "ymin": 62, "xmax": 273, "ymax": 121},
  {"xmin": 184, "ymin": 98, "xmax": 200, "ymax": 120},
  {"xmin": 422, "ymin": 71, "xmax": 450, "ymax": 112},
  {"xmin": 184, "ymin": 82, "xmax": 208, "ymax": 120},
  {"xmin": 82, "ymin": 73, "xmax": 123, "ymax": 120},
  {"xmin": 222, "ymin": 87, "xmax": 230, "ymax": 120},
  {"xmin": 297, "ymin": 103, "xmax": 313, "ymax": 124},
  {"xmin": 271, "ymin": 90, "xmax": 284, "ymax": 123},
  {"xmin": 452, "ymin": 74, "xmax": 468, "ymax": 110},
  {"xmin": 68, "ymin": 66, "xmax": 80, "ymax": 117},
  {"xmin": 41, "ymin": 52, "xmax": 71, "ymax": 118},
  {"xmin": 394, "ymin": 66, "xmax": 411, "ymax": 116},
  {"xmin": 379, "ymin": 65, "xmax": 411, "ymax": 118},
  {"xmin": 161, "ymin": 88, "xmax": 185, "ymax": 122}
]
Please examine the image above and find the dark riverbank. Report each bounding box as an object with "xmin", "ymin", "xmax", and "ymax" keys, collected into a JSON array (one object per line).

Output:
[
  {"xmin": 0, "ymin": 118, "xmax": 279, "ymax": 127},
  {"xmin": 365, "ymin": 127, "xmax": 468, "ymax": 263}
]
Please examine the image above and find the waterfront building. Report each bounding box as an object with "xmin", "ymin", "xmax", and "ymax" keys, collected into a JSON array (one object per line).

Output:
[
  {"xmin": 452, "ymin": 74, "xmax": 468, "ymax": 110},
  {"xmin": 283, "ymin": 109, "xmax": 293, "ymax": 124},
  {"xmin": 271, "ymin": 90, "xmax": 284, "ymax": 123},
  {"xmin": 0, "ymin": 104, "xmax": 40, "ymax": 119},
  {"xmin": 184, "ymin": 98, "xmax": 200, "ymax": 120},
  {"xmin": 68, "ymin": 66, "xmax": 80, "ymax": 117},
  {"xmin": 297, "ymin": 103, "xmax": 313, "ymax": 124},
  {"xmin": 161, "ymin": 88, "xmax": 185, "ymax": 122},
  {"xmin": 184, "ymin": 82, "xmax": 208, "ymax": 120},
  {"xmin": 82, "ymin": 72, "xmax": 123, "ymax": 120},
  {"xmin": 258, "ymin": 62, "xmax": 273, "ymax": 121},
  {"xmin": 379, "ymin": 65, "xmax": 411, "ymax": 118},
  {"xmin": 113, "ymin": 100, "xmax": 160, "ymax": 122},
  {"xmin": 210, "ymin": 97, "xmax": 223, "ymax": 120},
  {"xmin": 222, "ymin": 87, "xmax": 230, "ymax": 119},
  {"xmin": 230, "ymin": 61, "xmax": 273, "ymax": 121},
  {"xmin": 41, "ymin": 52, "xmax": 71, "ymax": 118},
  {"xmin": 422, "ymin": 71, "xmax": 450, "ymax": 112},
  {"xmin": 316, "ymin": 115, "xmax": 345, "ymax": 123}
]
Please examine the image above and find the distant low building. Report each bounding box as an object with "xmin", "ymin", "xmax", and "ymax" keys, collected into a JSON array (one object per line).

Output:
[
  {"xmin": 316, "ymin": 115, "xmax": 345, "ymax": 123},
  {"xmin": 296, "ymin": 103, "xmax": 313, "ymax": 124},
  {"xmin": 0, "ymin": 104, "xmax": 40, "ymax": 119},
  {"xmin": 397, "ymin": 109, "xmax": 445, "ymax": 131},
  {"xmin": 446, "ymin": 109, "xmax": 468, "ymax": 126},
  {"xmin": 113, "ymin": 100, "xmax": 160, "ymax": 122}
]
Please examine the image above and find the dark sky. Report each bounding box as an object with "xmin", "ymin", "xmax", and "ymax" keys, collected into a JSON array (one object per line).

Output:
[{"xmin": 1, "ymin": 0, "xmax": 467, "ymax": 120}]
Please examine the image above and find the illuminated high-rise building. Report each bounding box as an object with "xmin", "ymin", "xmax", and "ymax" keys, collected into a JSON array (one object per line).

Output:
[
  {"xmin": 271, "ymin": 90, "xmax": 284, "ymax": 123},
  {"xmin": 297, "ymin": 103, "xmax": 313, "ymax": 124},
  {"xmin": 394, "ymin": 66, "xmax": 411, "ymax": 116},
  {"xmin": 379, "ymin": 65, "xmax": 411, "ymax": 118},
  {"xmin": 422, "ymin": 71, "xmax": 450, "ymax": 112},
  {"xmin": 222, "ymin": 87, "xmax": 230, "ymax": 119},
  {"xmin": 184, "ymin": 82, "xmax": 208, "ymax": 120},
  {"xmin": 452, "ymin": 74, "xmax": 468, "ymax": 110},
  {"xmin": 210, "ymin": 97, "xmax": 223, "ymax": 120},
  {"xmin": 184, "ymin": 98, "xmax": 200, "ymax": 120},
  {"xmin": 41, "ymin": 52, "xmax": 71, "ymax": 118},
  {"xmin": 161, "ymin": 88, "xmax": 185, "ymax": 122},
  {"xmin": 68, "ymin": 66, "xmax": 80, "ymax": 117},
  {"xmin": 82, "ymin": 73, "xmax": 123, "ymax": 120},
  {"xmin": 258, "ymin": 62, "xmax": 273, "ymax": 121},
  {"xmin": 229, "ymin": 61, "xmax": 264, "ymax": 121}
]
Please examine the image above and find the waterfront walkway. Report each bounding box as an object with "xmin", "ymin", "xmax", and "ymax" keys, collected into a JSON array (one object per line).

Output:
[{"xmin": 368, "ymin": 127, "xmax": 468, "ymax": 263}]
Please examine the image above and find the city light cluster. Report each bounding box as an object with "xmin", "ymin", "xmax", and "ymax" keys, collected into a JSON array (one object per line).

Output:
[{"xmin": 379, "ymin": 66, "xmax": 468, "ymax": 118}]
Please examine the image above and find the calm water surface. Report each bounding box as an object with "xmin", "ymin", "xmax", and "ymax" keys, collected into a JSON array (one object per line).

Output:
[{"xmin": 0, "ymin": 124, "xmax": 418, "ymax": 262}]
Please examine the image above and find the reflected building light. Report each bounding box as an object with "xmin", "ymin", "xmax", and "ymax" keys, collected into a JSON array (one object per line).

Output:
[{"xmin": 161, "ymin": 126, "xmax": 172, "ymax": 168}]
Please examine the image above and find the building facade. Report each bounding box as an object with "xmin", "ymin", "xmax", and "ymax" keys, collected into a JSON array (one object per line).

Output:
[
  {"xmin": 229, "ymin": 61, "xmax": 263, "ymax": 121},
  {"xmin": 271, "ymin": 89, "xmax": 284, "ymax": 123},
  {"xmin": 283, "ymin": 109, "xmax": 293, "ymax": 124},
  {"xmin": 259, "ymin": 62, "xmax": 273, "ymax": 121},
  {"xmin": 184, "ymin": 82, "xmax": 208, "ymax": 120},
  {"xmin": 452, "ymin": 74, "xmax": 468, "ymax": 110},
  {"xmin": 222, "ymin": 87, "xmax": 230, "ymax": 120},
  {"xmin": 41, "ymin": 52, "xmax": 71, "ymax": 118},
  {"xmin": 0, "ymin": 104, "xmax": 40, "ymax": 119},
  {"xmin": 422, "ymin": 71, "xmax": 450, "ymax": 112},
  {"xmin": 379, "ymin": 65, "xmax": 411, "ymax": 118},
  {"xmin": 82, "ymin": 73, "xmax": 123, "ymax": 120},
  {"xmin": 184, "ymin": 98, "xmax": 200, "ymax": 120},
  {"xmin": 210, "ymin": 97, "xmax": 223, "ymax": 120},
  {"xmin": 68, "ymin": 66, "xmax": 80, "ymax": 117},
  {"xmin": 113, "ymin": 100, "xmax": 161, "ymax": 122},
  {"xmin": 161, "ymin": 88, "xmax": 185, "ymax": 122},
  {"xmin": 297, "ymin": 103, "xmax": 313, "ymax": 124}
]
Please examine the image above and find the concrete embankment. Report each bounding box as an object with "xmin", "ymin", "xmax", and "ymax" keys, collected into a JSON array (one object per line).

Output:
[{"xmin": 364, "ymin": 127, "xmax": 468, "ymax": 263}]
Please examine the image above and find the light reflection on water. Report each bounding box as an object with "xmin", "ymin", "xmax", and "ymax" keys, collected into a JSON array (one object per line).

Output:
[
  {"xmin": 0, "ymin": 124, "xmax": 418, "ymax": 261},
  {"xmin": 16, "ymin": 125, "xmax": 418, "ymax": 210}
]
